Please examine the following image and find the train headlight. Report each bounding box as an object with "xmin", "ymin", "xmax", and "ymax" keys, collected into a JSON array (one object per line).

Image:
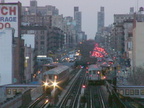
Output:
[
  {"xmin": 52, "ymin": 82, "xmax": 57, "ymax": 87},
  {"xmin": 45, "ymin": 99, "xmax": 49, "ymax": 103},
  {"xmin": 44, "ymin": 82, "xmax": 48, "ymax": 86}
]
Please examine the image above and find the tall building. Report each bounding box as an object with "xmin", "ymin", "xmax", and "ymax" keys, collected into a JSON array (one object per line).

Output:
[
  {"xmin": 0, "ymin": 29, "xmax": 13, "ymax": 85},
  {"xmin": 74, "ymin": 6, "xmax": 82, "ymax": 32},
  {"xmin": 0, "ymin": 0, "xmax": 5, "ymax": 3},
  {"xmin": 114, "ymin": 7, "xmax": 144, "ymax": 24},
  {"xmin": 130, "ymin": 7, "xmax": 134, "ymax": 14},
  {"xmin": 95, "ymin": 7, "xmax": 105, "ymax": 43},
  {"xmin": 132, "ymin": 22, "xmax": 144, "ymax": 68},
  {"xmin": 97, "ymin": 7, "xmax": 105, "ymax": 33},
  {"xmin": 0, "ymin": 2, "xmax": 25, "ymax": 85},
  {"xmin": 74, "ymin": 7, "xmax": 79, "ymax": 12},
  {"xmin": 22, "ymin": 0, "xmax": 59, "ymax": 16},
  {"xmin": 22, "ymin": 34, "xmax": 35, "ymax": 83}
]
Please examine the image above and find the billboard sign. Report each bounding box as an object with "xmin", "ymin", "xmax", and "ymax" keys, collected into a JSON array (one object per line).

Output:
[{"xmin": 0, "ymin": 3, "xmax": 19, "ymax": 37}]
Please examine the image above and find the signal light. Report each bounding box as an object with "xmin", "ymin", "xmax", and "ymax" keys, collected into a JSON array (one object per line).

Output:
[
  {"xmin": 82, "ymin": 85, "xmax": 86, "ymax": 88},
  {"xmin": 54, "ymin": 75, "xmax": 57, "ymax": 79},
  {"xmin": 103, "ymin": 76, "xmax": 106, "ymax": 79}
]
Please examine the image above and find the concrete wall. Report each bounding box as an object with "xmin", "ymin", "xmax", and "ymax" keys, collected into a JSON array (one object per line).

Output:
[
  {"xmin": 133, "ymin": 22, "xmax": 144, "ymax": 67},
  {"xmin": 31, "ymin": 86, "xmax": 43, "ymax": 100},
  {"xmin": 0, "ymin": 29, "xmax": 13, "ymax": 85},
  {"xmin": 0, "ymin": 87, "xmax": 6, "ymax": 103}
]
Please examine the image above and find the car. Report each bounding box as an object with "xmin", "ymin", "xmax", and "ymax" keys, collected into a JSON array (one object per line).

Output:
[{"xmin": 69, "ymin": 58, "xmax": 75, "ymax": 62}]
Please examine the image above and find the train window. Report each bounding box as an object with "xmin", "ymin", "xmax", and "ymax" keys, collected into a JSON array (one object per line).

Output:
[
  {"xmin": 49, "ymin": 75, "xmax": 52, "ymax": 79},
  {"xmin": 125, "ymin": 89, "xmax": 129, "ymax": 95},
  {"xmin": 119, "ymin": 89, "xmax": 124, "ymax": 95},
  {"xmin": 140, "ymin": 89, "xmax": 144, "ymax": 95},
  {"xmin": 44, "ymin": 75, "xmax": 47, "ymax": 80},
  {"xmin": 18, "ymin": 89, "xmax": 23, "ymax": 93},
  {"xmin": 135, "ymin": 89, "xmax": 139, "ymax": 95},
  {"xmin": 13, "ymin": 89, "xmax": 17, "ymax": 94},
  {"xmin": 130, "ymin": 89, "xmax": 134, "ymax": 95},
  {"xmin": 6, "ymin": 89, "xmax": 11, "ymax": 95}
]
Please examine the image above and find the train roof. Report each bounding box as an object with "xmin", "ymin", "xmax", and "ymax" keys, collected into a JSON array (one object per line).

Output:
[
  {"xmin": 106, "ymin": 58, "xmax": 113, "ymax": 62},
  {"xmin": 43, "ymin": 65, "xmax": 69, "ymax": 75},
  {"xmin": 88, "ymin": 64, "xmax": 102, "ymax": 71},
  {"xmin": 43, "ymin": 63, "xmax": 62, "ymax": 67},
  {"xmin": 117, "ymin": 85, "xmax": 144, "ymax": 88},
  {"xmin": 3, "ymin": 84, "xmax": 41, "ymax": 88}
]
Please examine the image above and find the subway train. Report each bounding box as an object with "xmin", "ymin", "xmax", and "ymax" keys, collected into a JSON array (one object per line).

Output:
[
  {"xmin": 87, "ymin": 64, "xmax": 105, "ymax": 85},
  {"xmin": 116, "ymin": 85, "xmax": 144, "ymax": 99},
  {"xmin": 42, "ymin": 65, "xmax": 71, "ymax": 88}
]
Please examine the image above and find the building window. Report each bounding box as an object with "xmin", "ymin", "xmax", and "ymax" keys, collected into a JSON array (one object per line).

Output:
[
  {"xmin": 6, "ymin": 89, "xmax": 11, "ymax": 95},
  {"xmin": 41, "ymin": 30, "xmax": 44, "ymax": 34},
  {"xmin": 40, "ymin": 36, "xmax": 45, "ymax": 40},
  {"xmin": 40, "ymin": 46, "xmax": 44, "ymax": 50},
  {"xmin": 40, "ymin": 51, "xmax": 44, "ymax": 55},
  {"xmin": 36, "ymin": 41, "xmax": 38, "ymax": 44},
  {"xmin": 35, "ymin": 31, "xmax": 39, "ymax": 34},
  {"xmin": 28, "ymin": 30, "xmax": 34, "ymax": 34},
  {"xmin": 40, "ymin": 41, "xmax": 44, "ymax": 45}
]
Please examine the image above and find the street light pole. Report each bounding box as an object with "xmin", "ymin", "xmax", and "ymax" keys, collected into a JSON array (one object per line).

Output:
[{"xmin": 113, "ymin": 65, "xmax": 117, "ymax": 91}]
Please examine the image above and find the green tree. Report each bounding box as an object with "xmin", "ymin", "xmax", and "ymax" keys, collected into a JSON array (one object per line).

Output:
[{"xmin": 78, "ymin": 40, "xmax": 95, "ymax": 58}]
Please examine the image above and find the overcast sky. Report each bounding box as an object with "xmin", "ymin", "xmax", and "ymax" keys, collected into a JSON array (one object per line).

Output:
[{"xmin": 5, "ymin": 0, "xmax": 144, "ymax": 39}]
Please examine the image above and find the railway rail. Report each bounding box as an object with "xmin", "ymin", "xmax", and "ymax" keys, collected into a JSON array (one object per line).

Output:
[
  {"xmin": 58, "ymin": 69, "xmax": 85, "ymax": 108},
  {"xmin": 27, "ymin": 68, "xmax": 80, "ymax": 108},
  {"xmin": 83, "ymin": 85, "xmax": 109, "ymax": 108}
]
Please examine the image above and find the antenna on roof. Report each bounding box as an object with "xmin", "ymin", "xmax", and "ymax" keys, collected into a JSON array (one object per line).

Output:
[{"xmin": 137, "ymin": 0, "xmax": 139, "ymax": 12}]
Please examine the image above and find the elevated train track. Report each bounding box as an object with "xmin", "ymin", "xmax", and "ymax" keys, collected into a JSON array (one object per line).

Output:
[
  {"xmin": 27, "ymin": 66, "xmax": 82, "ymax": 108},
  {"xmin": 58, "ymin": 69, "xmax": 85, "ymax": 108},
  {"xmin": 106, "ymin": 81, "xmax": 144, "ymax": 108},
  {"xmin": 83, "ymin": 85, "xmax": 109, "ymax": 108},
  {"xmin": 28, "ymin": 65, "xmax": 144, "ymax": 108}
]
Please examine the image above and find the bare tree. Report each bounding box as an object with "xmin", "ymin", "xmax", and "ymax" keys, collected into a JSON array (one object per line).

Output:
[{"xmin": 128, "ymin": 66, "xmax": 144, "ymax": 85}]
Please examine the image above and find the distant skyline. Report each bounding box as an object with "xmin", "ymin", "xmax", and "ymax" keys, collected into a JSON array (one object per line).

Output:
[{"xmin": 4, "ymin": 0, "xmax": 144, "ymax": 39}]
